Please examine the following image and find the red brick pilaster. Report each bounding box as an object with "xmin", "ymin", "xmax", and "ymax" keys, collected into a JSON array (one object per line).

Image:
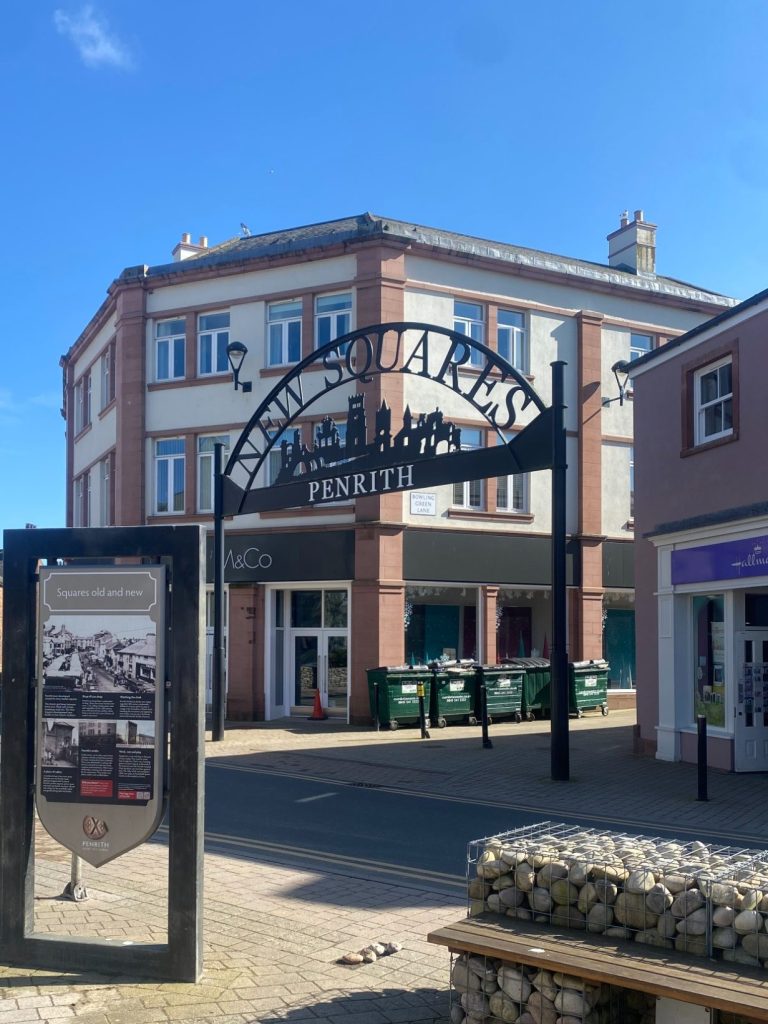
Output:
[
  {"xmin": 227, "ymin": 584, "xmax": 264, "ymax": 721},
  {"xmin": 114, "ymin": 282, "xmax": 147, "ymax": 525},
  {"xmin": 482, "ymin": 586, "xmax": 499, "ymax": 664},
  {"xmin": 62, "ymin": 358, "xmax": 75, "ymax": 525},
  {"xmin": 185, "ymin": 312, "xmax": 196, "ymax": 380},
  {"xmin": 351, "ymin": 524, "xmax": 404, "ymax": 723},
  {"xmin": 575, "ymin": 310, "xmax": 605, "ymax": 661},
  {"xmin": 354, "ymin": 243, "xmax": 407, "ymax": 523}
]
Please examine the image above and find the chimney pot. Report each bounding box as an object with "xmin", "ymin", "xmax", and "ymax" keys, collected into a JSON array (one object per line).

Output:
[
  {"xmin": 607, "ymin": 209, "xmax": 656, "ymax": 276},
  {"xmin": 620, "ymin": 210, "xmax": 629, "ymax": 227},
  {"xmin": 182, "ymin": 232, "xmax": 191, "ymax": 244},
  {"xmin": 198, "ymin": 235, "xmax": 208, "ymax": 248}
]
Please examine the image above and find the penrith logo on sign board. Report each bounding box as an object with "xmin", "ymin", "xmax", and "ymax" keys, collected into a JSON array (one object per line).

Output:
[{"xmin": 221, "ymin": 322, "xmax": 554, "ymax": 517}]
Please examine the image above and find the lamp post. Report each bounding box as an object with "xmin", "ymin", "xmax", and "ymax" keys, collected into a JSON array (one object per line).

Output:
[
  {"xmin": 603, "ymin": 361, "xmax": 630, "ymax": 407},
  {"xmin": 226, "ymin": 341, "xmax": 252, "ymax": 393},
  {"xmin": 213, "ymin": 342, "xmax": 252, "ymax": 741}
]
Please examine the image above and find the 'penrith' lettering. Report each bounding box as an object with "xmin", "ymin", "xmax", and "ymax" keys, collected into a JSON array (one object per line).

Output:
[{"xmin": 308, "ymin": 465, "xmax": 413, "ymax": 504}]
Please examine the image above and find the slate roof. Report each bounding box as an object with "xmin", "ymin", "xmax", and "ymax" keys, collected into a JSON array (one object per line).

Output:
[
  {"xmin": 119, "ymin": 635, "xmax": 156, "ymax": 658},
  {"xmin": 646, "ymin": 500, "xmax": 768, "ymax": 538},
  {"xmin": 124, "ymin": 212, "xmax": 735, "ymax": 308},
  {"xmin": 627, "ymin": 283, "xmax": 768, "ymax": 374}
]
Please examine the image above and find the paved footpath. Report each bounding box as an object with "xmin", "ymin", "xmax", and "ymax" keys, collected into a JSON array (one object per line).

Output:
[{"xmin": 1, "ymin": 711, "xmax": 766, "ymax": 1024}]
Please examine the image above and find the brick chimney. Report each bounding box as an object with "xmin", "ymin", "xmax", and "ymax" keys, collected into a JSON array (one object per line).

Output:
[
  {"xmin": 172, "ymin": 232, "xmax": 209, "ymax": 262},
  {"xmin": 607, "ymin": 209, "xmax": 656, "ymax": 276}
]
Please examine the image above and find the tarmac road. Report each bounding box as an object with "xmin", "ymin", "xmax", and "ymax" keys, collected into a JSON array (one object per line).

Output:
[{"xmin": 201, "ymin": 759, "xmax": 760, "ymax": 896}]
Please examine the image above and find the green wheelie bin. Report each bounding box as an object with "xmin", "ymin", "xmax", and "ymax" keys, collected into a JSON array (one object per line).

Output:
[
  {"xmin": 430, "ymin": 662, "xmax": 477, "ymax": 727},
  {"xmin": 514, "ymin": 657, "xmax": 551, "ymax": 720},
  {"xmin": 475, "ymin": 664, "xmax": 524, "ymax": 724},
  {"xmin": 366, "ymin": 665, "xmax": 432, "ymax": 730},
  {"xmin": 569, "ymin": 659, "xmax": 609, "ymax": 716}
]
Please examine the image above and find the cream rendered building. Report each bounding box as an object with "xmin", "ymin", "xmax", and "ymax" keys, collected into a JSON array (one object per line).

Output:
[{"xmin": 61, "ymin": 212, "xmax": 734, "ymax": 723}]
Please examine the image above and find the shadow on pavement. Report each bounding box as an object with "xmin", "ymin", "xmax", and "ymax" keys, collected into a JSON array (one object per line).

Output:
[{"xmin": 257, "ymin": 984, "xmax": 449, "ymax": 1023}]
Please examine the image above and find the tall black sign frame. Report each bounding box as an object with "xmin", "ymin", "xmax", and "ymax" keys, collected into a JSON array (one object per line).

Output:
[
  {"xmin": 213, "ymin": 322, "xmax": 571, "ymax": 781},
  {"xmin": 0, "ymin": 525, "xmax": 205, "ymax": 982}
]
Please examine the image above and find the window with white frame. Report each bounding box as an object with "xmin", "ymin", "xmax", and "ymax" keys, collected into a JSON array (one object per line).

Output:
[
  {"xmin": 454, "ymin": 300, "xmax": 485, "ymax": 366},
  {"xmin": 198, "ymin": 312, "xmax": 230, "ymax": 376},
  {"xmin": 197, "ymin": 435, "xmax": 230, "ymax": 513},
  {"xmin": 694, "ymin": 357, "xmax": 733, "ymax": 445},
  {"xmin": 155, "ymin": 438, "xmax": 185, "ymax": 514},
  {"xmin": 629, "ymin": 447, "xmax": 635, "ymax": 520},
  {"xmin": 100, "ymin": 343, "xmax": 115, "ymax": 410},
  {"xmin": 315, "ymin": 293, "xmax": 352, "ymax": 350},
  {"xmin": 496, "ymin": 434, "xmax": 529, "ymax": 512},
  {"xmin": 155, "ymin": 319, "xmax": 186, "ymax": 381},
  {"xmin": 74, "ymin": 372, "xmax": 91, "ymax": 433},
  {"xmin": 99, "ymin": 453, "xmax": 114, "ymax": 526},
  {"xmin": 267, "ymin": 430, "xmax": 282, "ymax": 486},
  {"xmin": 452, "ymin": 427, "xmax": 484, "ymax": 509},
  {"xmin": 268, "ymin": 300, "xmax": 302, "ymax": 365},
  {"xmin": 73, "ymin": 470, "xmax": 90, "ymax": 527},
  {"xmin": 630, "ymin": 332, "xmax": 654, "ymax": 360},
  {"xmin": 497, "ymin": 309, "xmax": 528, "ymax": 373}
]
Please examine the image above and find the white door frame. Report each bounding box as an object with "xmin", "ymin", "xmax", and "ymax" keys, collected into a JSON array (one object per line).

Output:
[
  {"xmin": 263, "ymin": 583, "xmax": 351, "ymax": 722},
  {"xmin": 734, "ymin": 630, "xmax": 768, "ymax": 771}
]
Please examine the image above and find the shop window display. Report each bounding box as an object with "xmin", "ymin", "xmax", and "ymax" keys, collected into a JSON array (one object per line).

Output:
[{"xmin": 693, "ymin": 594, "xmax": 725, "ymax": 727}]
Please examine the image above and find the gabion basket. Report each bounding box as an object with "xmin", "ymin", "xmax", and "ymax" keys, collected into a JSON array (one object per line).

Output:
[{"xmin": 467, "ymin": 822, "xmax": 764, "ymax": 963}]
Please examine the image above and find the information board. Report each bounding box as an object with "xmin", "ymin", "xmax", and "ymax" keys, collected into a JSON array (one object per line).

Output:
[{"xmin": 37, "ymin": 566, "xmax": 166, "ymax": 866}]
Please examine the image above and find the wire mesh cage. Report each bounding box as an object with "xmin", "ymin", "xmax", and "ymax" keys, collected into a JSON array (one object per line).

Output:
[
  {"xmin": 449, "ymin": 950, "xmax": 656, "ymax": 1024},
  {"xmin": 707, "ymin": 852, "xmax": 768, "ymax": 966},
  {"xmin": 467, "ymin": 822, "xmax": 764, "ymax": 963}
]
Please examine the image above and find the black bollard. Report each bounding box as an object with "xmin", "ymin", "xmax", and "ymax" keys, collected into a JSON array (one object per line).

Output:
[
  {"xmin": 481, "ymin": 683, "xmax": 493, "ymax": 749},
  {"xmin": 418, "ymin": 681, "xmax": 430, "ymax": 739},
  {"xmin": 697, "ymin": 714, "xmax": 709, "ymax": 802}
]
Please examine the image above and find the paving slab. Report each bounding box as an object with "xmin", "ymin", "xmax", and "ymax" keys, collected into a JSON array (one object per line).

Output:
[{"xmin": 3, "ymin": 710, "xmax": 767, "ymax": 1022}]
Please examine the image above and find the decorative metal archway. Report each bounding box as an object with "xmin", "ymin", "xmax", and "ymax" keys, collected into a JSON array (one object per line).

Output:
[{"xmin": 213, "ymin": 322, "xmax": 570, "ymax": 780}]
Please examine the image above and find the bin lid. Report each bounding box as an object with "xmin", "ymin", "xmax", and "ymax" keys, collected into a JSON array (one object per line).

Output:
[
  {"xmin": 374, "ymin": 665, "xmax": 429, "ymax": 673},
  {"xmin": 571, "ymin": 659, "xmax": 609, "ymax": 669}
]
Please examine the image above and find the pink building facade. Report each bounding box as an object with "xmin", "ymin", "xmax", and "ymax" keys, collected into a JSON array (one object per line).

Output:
[{"xmin": 631, "ymin": 289, "xmax": 768, "ymax": 770}]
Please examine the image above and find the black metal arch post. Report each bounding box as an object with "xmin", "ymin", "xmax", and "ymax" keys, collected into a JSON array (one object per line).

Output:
[
  {"xmin": 210, "ymin": 323, "xmax": 571, "ymax": 781},
  {"xmin": 550, "ymin": 361, "xmax": 570, "ymax": 781},
  {"xmin": 212, "ymin": 442, "xmax": 225, "ymax": 743}
]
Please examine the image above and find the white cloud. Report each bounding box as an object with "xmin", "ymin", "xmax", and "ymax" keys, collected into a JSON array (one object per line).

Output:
[{"xmin": 54, "ymin": 5, "xmax": 134, "ymax": 71}]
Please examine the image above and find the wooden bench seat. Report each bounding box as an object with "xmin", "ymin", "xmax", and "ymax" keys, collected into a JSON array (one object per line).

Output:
[{"xmin": 428, "ymin": 913, "xmax": 768, "ymax": 1022}]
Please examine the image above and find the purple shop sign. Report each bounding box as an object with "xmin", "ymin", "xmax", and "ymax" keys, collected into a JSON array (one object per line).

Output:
[{"xmin": 672, "ymin": 535, "xmax": 768, "ymax": 585}]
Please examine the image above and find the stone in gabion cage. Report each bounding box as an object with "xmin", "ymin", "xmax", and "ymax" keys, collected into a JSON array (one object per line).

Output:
[
  {"xmin": 450, "ymin": 951, "xmax": 656, "ymax": 1024},
  {"xmin": 467, "ymin": 822, "xmax": 766, "ymax": 965}
]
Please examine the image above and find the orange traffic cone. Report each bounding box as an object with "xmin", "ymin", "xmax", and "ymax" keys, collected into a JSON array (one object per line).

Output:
[{"xmin": 310, "ymin": 689, "xmax": 327, "ymax": 721}]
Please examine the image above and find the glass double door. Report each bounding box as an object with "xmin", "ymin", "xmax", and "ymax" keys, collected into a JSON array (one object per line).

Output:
[
  {"xmin": 735, "ymin": 632, "xmax": 768, "ymax": 771},
  {"xmin": 294, "ymin": 632, "xmax": 348, "ymax": 711}
]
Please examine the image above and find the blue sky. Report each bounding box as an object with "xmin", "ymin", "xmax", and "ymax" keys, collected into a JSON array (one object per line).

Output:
[{"xmin": 2, "ymin": 0, "xmax": 767, "ymax": 533}]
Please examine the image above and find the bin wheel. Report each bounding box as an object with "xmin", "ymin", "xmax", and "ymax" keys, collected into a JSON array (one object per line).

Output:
[
  {"xmin": 601, "ymin": 704, "xmax": 609, "ymax": 716},
  {"xmin": 514, "ymin": 712, "xmax": 522, "ymax": 724},
  {"xmin": 577, "ymin": 709, "xmax": 584, "ymax": 719},
  {"xmin": 389, "ymin": 721, "xmax": 399, "ymax": 731},
  {"xmin": 526, "ymin": 712, "xmax": 535, "ymax": 722},
  {"xmin": 437, "ymin": 717, "xmax": 447, "ymax": 729},
  {"xmin": 468, "ymin": 716, "xmax": 478, "ymax": 727},
  {"xmin": 487, "ymin": 715, "xmax": 493, "ymax": 726}
]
